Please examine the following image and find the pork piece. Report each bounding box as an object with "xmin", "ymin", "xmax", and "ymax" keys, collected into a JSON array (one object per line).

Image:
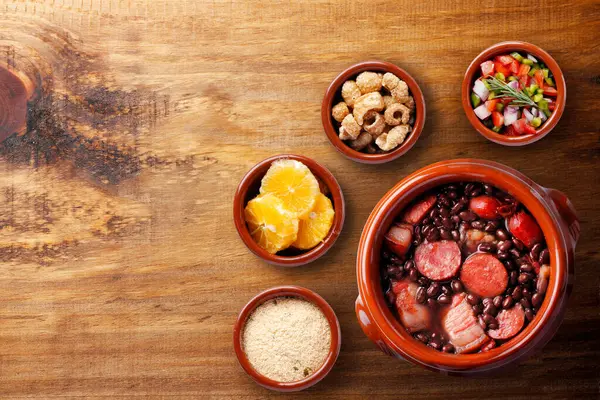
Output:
[
  {"xmin": 402, "ymin": 195, "xmax": 436, "ymax": 224},
  {"xmin": 414, "ymin": 240, "xmax": 462, "ymax": 281},
  {"xmin": 442, "ymin": 293, "xmax": 490, "ymax": 353},
  {"xmin": 391, "ymin": 280, "xmax": 431, "ymax": 333},
  {"xmin": 384, "ymin": 223, "xmax": 413, "ymax": 257},
  {"xmin": 462, "ymin": 229, "xmax": 496, "ymax": 254},
  {"xmin": 460, "ymin": 253, "xmax": 508, "ymax": 298}
]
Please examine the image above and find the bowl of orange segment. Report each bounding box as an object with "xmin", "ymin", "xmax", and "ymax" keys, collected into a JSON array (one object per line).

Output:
[{"xmin": 233, "ymin": 154, "xmax": 345, "ymax": 267}]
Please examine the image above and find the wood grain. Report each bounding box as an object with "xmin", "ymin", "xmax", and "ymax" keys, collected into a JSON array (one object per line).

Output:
[{"xmin": 0, "ymin": 0, "xmax": 598, "ymax": 398}]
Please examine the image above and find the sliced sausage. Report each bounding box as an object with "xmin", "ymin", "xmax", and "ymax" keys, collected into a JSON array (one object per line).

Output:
[
  {"xmin": 469, "ymin": 195, "xmax": 502, "ymax": 220},
  {"xmin": 507, "ymin": 211, "xmax": 543, "ymax": 248},
  {"xmin": 402, "ymin": 195, "xmax": 437, "ymax": 224},
  {"xmin": 460, "ymin": 253, "xmax": 508, "ymax": 298},
  {"xmin": 392, "ymin": 280, "xmax": 431, "ymax": 333},
  {"xmin": 442, "ymin": 293, "xmax": 490, "ymax": 353},
  {"xmin": 385, "ymin": 223, "xmax": 413, "ymax": 257},
  {"xmin": 414, "ymin": 240, "xmax": 462, "ymax": 281},
  {"xmin": 488, "ymin": 304, "xmax": 526, "ymax": 340}
]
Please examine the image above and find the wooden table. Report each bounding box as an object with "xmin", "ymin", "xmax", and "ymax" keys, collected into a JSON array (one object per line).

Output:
[{"xmin": 0, "ymin": 0, "xmax": 598, "ymax": 398}]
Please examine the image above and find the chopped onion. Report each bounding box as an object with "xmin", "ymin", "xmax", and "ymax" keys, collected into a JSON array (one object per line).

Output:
[
  {"xmin": 523, "ymin": 109, "xmax": 534, "ymax": 122},
  {"xmin": 507, "ymin": 80, "xmax": 520, "ymax": 90},
  {"xmin": 527, "ymin": 54, "xmax": 538, "ymax": 63},
  {"xmin": 473, "ymin": 80, "xmax": 489, "ymax": 102},
  {"xmin": 531, "ymin": 108, "xmax": 539, "ymax": 117},
  {"xmin": 474, "ymin": 104, "xmax": 491, "ymax": 120},
  {"xmin": 539, "ymin": 111, "xmax": 548, "ymax": 122},
  {"xmin": 504, "ymin": 105, "xmax": 519, "ymax": 126}
]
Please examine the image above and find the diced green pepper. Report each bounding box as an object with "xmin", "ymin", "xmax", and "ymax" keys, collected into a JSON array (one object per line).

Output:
[
  {"xmin": 543, "ymin": 69, "xmax": 549, "ymax": 78},
  {"xmin": 492, "ymin": 125, "xmax": 502, "ymax": 133},
  {"xmin": 528, "ymin": 67, "xmax": 537, "ymax": 77},
  {"xmin": 511, "ymin": 52, "xmax": 524, "ymax": 62},
  {"xmin": 508, "ymin": 76, "xmax": 518, "ymax": 82},
  {"xmin": 538, "ymin": 100, "xmax": 551, "ymax": 117},
  {"xmin": 471, "ymin": 92, "xmax": 481, "ymax": 107},
  {"xmin": 483, "ymin": 80, "xmax": 492, "ymax": 89},
  {"xmin": 496, "ymin": 103, "xmax": 504, "ymax": 112},
  {"xmin": 531, "ymin": 117, "xmax": 542, "ymax": 128},
  {"xmin": 545, "ymin": 77, "xmax": 555, "ymax": 87},
  {"xmin": 488, "ymin": 91, "xmax": 498, "ymax": 100},
  {"xmin": 522, "ymin": 58, "xmax": 534, "ymax": 66},
  {"xmin": 536, "ymin": 88, "xmax": 544, "ymax": 95},
  {"xmin": 543, "ymin": 108, "xmax": 552, "ymax": 117},
  {"xmin": 533, "ymin": 94, "xmax": 543, "ymax": 102},
  {"xmin": 495, "ymin": 72, "xmax": 506, "ymax": 82}
]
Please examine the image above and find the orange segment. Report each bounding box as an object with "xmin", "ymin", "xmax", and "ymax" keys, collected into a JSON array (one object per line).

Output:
[
  {"xmin": 244, "ymin": 194, "xmax": 299, "ymax": 254},
  {"xmin": 259, "ymin": 159, "xmax": 320, "ymax": 219},
  {"xmin": 292, "ymin": 193, "xmax": 335, "ymax": 250}
]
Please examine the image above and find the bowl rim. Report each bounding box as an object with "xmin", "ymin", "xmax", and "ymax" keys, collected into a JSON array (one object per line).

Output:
[
  {"xmin": 232, "ymin": 285, "xmax": 342, "ymax": 392},
  {"xmin": 357, "ymin": 158, "xmax": 569, "ymax": 370},
  {"xmin": 461, "ymin": 41, "xmax": 566, "ymax": 146},
  {"xmin": 233, "ymin": 154, "xmax": 345, "ymax": 267},
  {"xmin": 321, "ymin": 60, "xmax": 426, "ymax": 164}
]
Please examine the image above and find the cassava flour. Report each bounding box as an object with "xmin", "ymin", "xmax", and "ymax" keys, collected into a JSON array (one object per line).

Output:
[{"xmin": 242, "ymin": 296, "xmax": 331, "ymax": 382}]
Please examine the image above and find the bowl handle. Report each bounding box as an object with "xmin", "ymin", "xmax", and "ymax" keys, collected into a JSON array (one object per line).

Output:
[
  {"xmin": 355, "ymin": 295, "xmax": 394, "ymax": 356},
  {"xmin": 543, "ymin": 187, "xmax": 580, "ymax": 249}
]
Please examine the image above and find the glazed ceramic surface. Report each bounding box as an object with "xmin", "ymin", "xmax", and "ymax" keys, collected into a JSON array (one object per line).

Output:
[
  {"xmin": 356, "ymin": 159, "xmax": 578, "ymax": 375},
  {"xmin": 462, "ymin": 41, "xmax": 566, "ymax": 146}
]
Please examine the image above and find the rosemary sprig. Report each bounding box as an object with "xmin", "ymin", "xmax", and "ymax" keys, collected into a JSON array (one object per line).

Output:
[{"xmin": 485, "ymin": 77, "xmax": 536, "ymax": 107}]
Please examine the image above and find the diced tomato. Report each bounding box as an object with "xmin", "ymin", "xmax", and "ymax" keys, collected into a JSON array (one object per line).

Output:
[
  {"xmin": 519, "ymin": 75, "xmax": 530, "ymax": 90},
  {"xmin": 505, "ymin": 125, "xmax": 517, "ymax": 136},
  {"xmin": 494, "ymin": 61, "xmax": 511, "ymax": 77},
  {"xmin": 512, "ymin": 118, "xmax": 529, "ymax": 135},
  {"xmin": 480, "ymin": 61, "xmax": 495, "ymax": 77},
  {"xmin": 534, "ymin": 70, "xmax": 545, "ymax": 89},
  {"xmin": 491, "ymin": 111, "xmax": 504, "ymax": 127},
  {"xmin": 517, "ymin": 64, "xmax": 531, "ymax": 77},
  {"xmin": 548, "ymin": 102, "xmax": 556, "ymax": 111},
  {"xmin": 544, "ymin": 86, "xmax": 558, "ymax": 96},
  {"xmin": 510, "ymin": 60, "xmax": 520, "ymax": 75},
  {"xmin": 486, "ymin": 98, "xmax": 499, "ymax": 112},
  {"xmin": 501, "ymin": 97, "xmax": 513, "ymax": 106},
  {"xmin": 523, "ymin": 122, "xmax": 537, "ymax": 135},
  {"xmin": 495, "ymin": 55, "xmax": 515, "ymax": 66}
]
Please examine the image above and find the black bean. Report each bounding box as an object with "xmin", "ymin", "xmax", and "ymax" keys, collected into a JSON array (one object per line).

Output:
[
  {"xmin": 442, "ymin": 217, "xmax": 453, "ymax": 229},
  {"xmin": 451, "ymin": 230, "xmax": 460, "ymax": 241},
  {"xmin": 409, "ymin": 269, "xmax": 419, "ymax": 282},
  {"xmin": 451, "ymin": 280, "xmax": 464, "ymax": 293},
  {"xmin": 497, "ymin": 240, "xmax": 512, "ymax": 251},
  {"xmin": 539, "ymin": 248, "xmax": 550, "ymax": 265},
  {"xmin": 483, "ymin": 303, "xmax": 497, "ymax": 316},
  {"xmin": 442, "ymin": 343, "xmax": 455, "ymax": 353},
  {"xmin": 502, "ymin": 296, "xmax": 513, "ymax": 309},
  {"xmin": 439, "ymin": 228, "xmax": 452, "ymax": 240},
  {"xmin": 433, "ymin": 217, "xmax": 443, "ymax": 227},
  {"xmin": 478, "ymin": 315, "xmax": 487, "ymax": 329},
  {"xmin": 439, "ymin": 208, "xmax": 450, "ymax": 217},
  {"xmin": 512, "ymin": 286, "xmax": 523, "ymax": 301},
  {"xmin": 477, "ymin": 242, "xmax": 493, "ymax": 253},
  {"xmin": 470, "ymin": 188, "xmax": 482, "ymax": 197},
  {"xmin": 530, "ymin": 243, "xmax": 543, "ymax": 260},
  {"xmin": 459, "ymin": 221, "xmax": 471, "ymax": 231},
  {"xmin": 471, "ymin": 220, "xmax": 485, "ymax": 230},
  {"xmin": 427, "ymin": 283, "xmax": 441, "ymax": 298},
  {"xmin": 386, "ymin": 265, "xmax": 402, "ymax": 277},
  {"xmin": 504, "ymin": 259, "xmax": 516, "ymax": 270},
  {"xmin": 482, "ymin": 297, "xmax": 493, "ymax": 306},
  {"xmin": 438, "ymin": 194, "xmax": 450, "ymax": 207},
  {"xmin": 416, "ymin": 286, "xmax": 427, "ymax": 304},
  {"xmin": 484, "ymin": 222, "xmax": 497, "ymax": 233},
  {"xmin": 427, "ymin": 298, "xmax": 437, "ymax": 308},
  {"xmin": 447, "ymin": 190, "xmax": 458, "ymax": 200},
  {"xmin": 484, "ymin": 184, "xmax": 494, "ymax": 195},
  {"xmin": 459, "ymin": 210, "xmax": 477, "ymax": 222},
  {"xmin": 382, "ymin": 250, "xmax": 392, "ymax": 260},
  {"xmin": 520, "ymin": 297, "xmax": 531, "ymax": 309},
  {"xmin": 496, "ymin": 229, "xmax": 509, "ymax": 241},
  {"xmin": 497, "ymin": 251, "xmax": 510, "ymax": 260},
  {"xmin": 438, "ymin": 294, "xmax": 451, "ymax": 304},
  {"xmin": 488, "ymin": 323, "xmax": 499, "ymax": 330},
  {"xmin": 426, "ymin": 229, "xmax": 440, "ymax": 242},
  {"xmin": 467, "ymin": 294, "xmax": 480, "ymax": 305},
  {"xmin": 404, "ymin": 260, "xmax": 415, "ymax": 271},
  {"xmin": 512, "ymin": 238, "xmax": 525, "ymax": 251},
  {"xmin": 429, "ymin": 208, "xmax": 438, "ymax": 219},
  {"xmin": 483, "ymin": 314, "xmax": 497, "ymax": 326},
  {"xmin": 422, "ymin": 217, "xmax": 431, "ymax": 225},
  {"xmin": 524, "ymin": 308, "xmax": 534, "ymax": 321},
  {"xmin": 509, "ymin": 248, "xmax": 522, "ymax": 259},
  {"xmin": 522, "ymin": 288, "xmax": 532, "ymax": 300},
  {"xmin": 418, "ymin": 276, "xmax": 430, "ymax": 286},
  {"xmin": 493, "ymin": 295, "xmax": 503, "ymax": 308},
  {"xmin": 428, "ymin": 338, "xmax": 442, "ymax": 350},
  {"xmin": 415, "ymin": 332, "xmax": 429, "ymax": 343},
  {"xmin": 464, "ymin": 183, "xmax": 475, "ymax": 195},
  {"xmin": 509, "ymin": 271, "xmax": 518, "ymax": 286},
  {"xmin": 518, "ymin": 273, "xmax": 531, "ymax": 284},
  {"xmin": 451, "ymin": 215, "xmax": 461, "ymax": 223},
  {"xmin": 520, "ymin": 263, "xmax": 534, "ymax": 273},
  {"xmin": 532, "ymin": 293, "xmax": 544, "ymax": 308},
  {"xmin": 472, "ymin": 304, "xmax": 483, "ymax": 314}
]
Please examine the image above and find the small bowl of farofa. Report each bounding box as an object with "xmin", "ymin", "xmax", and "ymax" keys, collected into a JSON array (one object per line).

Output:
[
  {"xmin": 321, "ymin": 60, "xmax": 426, "ymax": 164},
  {"xmin": 233, "ymin": 286, "xmax": 341, "ymax": 392}
]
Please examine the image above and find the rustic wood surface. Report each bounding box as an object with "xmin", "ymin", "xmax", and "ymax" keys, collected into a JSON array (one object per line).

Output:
[{"xmin": 0, "ymin": 0, "xmax": 598, "ymax": 398}]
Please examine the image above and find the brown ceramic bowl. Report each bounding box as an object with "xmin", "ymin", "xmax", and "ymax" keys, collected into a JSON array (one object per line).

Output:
[
  {"xmin": 233, "ymin": 154, "xmax": 345, "ymax": 267},
  {"xmin": 462, "ymin": 41, "xmax": 566, "ymax": 146},
  {"xmin": 321, "ymin": 61, "xmax": 426, "ymax": 164},
  {"xmin": 356, "ymin": 159, "xmax": 579, "ymax": 375},
  {"xmin": 233, "ymin": 285, "xmax": 342, "ymax": 392}
]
